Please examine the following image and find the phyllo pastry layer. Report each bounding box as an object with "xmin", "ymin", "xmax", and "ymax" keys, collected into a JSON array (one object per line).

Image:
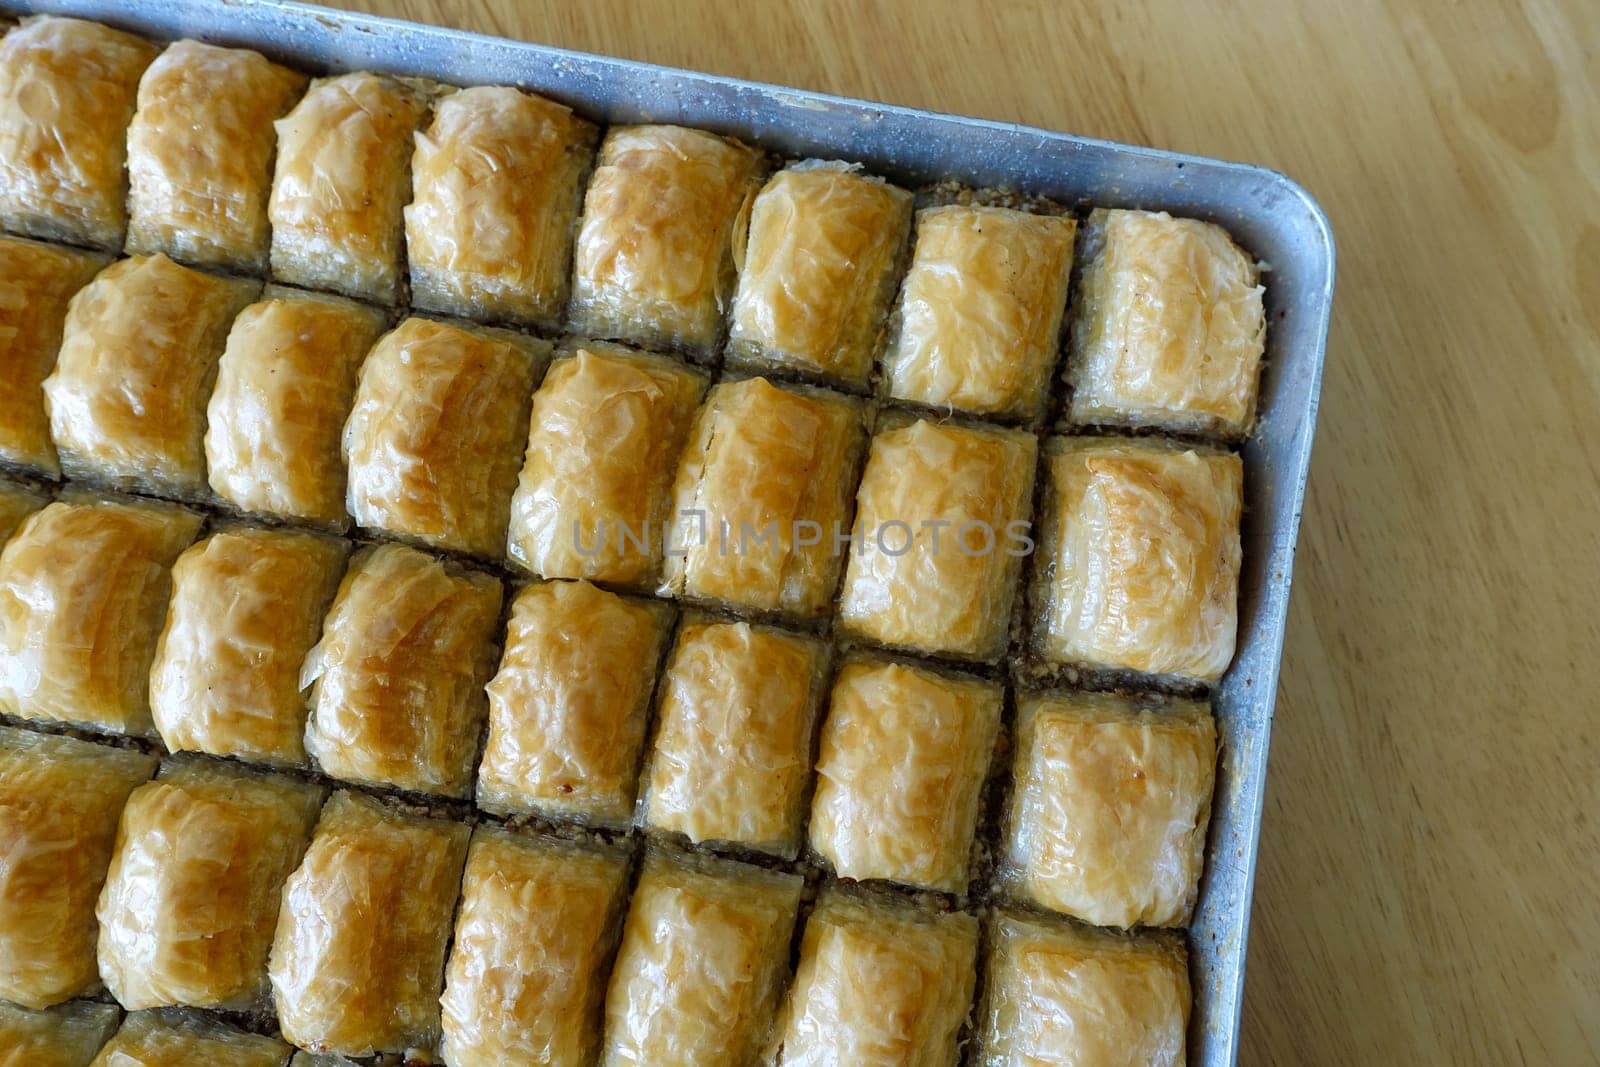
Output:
[
  {"xmin": 0, "ymin": 477, "xmax": 47, "ymax": 543},
  {"xmin": 0, "ymin": 999, "xmax": 120, "ymax": 1067},
  {"xmin": 91, "ymin": 1010, "xmax": 292, "ymax": 1067}
]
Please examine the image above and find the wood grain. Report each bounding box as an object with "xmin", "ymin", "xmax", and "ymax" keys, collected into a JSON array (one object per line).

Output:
[{"xmin": 323, "ymin": 2, "xmax": 1600, "ymax": 1062}]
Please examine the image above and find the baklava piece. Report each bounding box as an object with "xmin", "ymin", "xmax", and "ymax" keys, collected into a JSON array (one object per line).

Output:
[
  {"xmin": 96, "ymin": 761, "xmax": 325, "ymax": 1011},
  {"xmin": 1032, "ymin": 437, "xmax": 1242, "ymax": 684},
  {"xmin": 0, "ymin": 495, "xmax": 201, "ymax": 734},
  {"xmin": 0, "ymin": 236, "xmax": 106, "ymax": 476},
  {"xmin": 770, "ymin": 889, "xmax": 978, "ymax": 1067},
  {"xmin": 1066, "ymin": 208, "xmax": 1266, "ymax": 439},
  {"xmin": 641, "ymin": 619, "xmax": 827, "ymax": 858},
  {"xmin": 838, "ymin": 418, "xmax": 1037, "ymax": 661},
  {"xmin": 43, "ymin": 255, "xmax": 260, "ymax": 500},
  {"xmin": 205, "ymin": 287, "xmax": 387, "ymax": 527},
  {"xmin": 440, "ymin": 827, "xmax": 631, "ymax": 1067},
  {"xmin": 478, "ymin": 580, "xmax": 672, "ymax": 825},
  {"xmin": 0, "ymin": 478, "xmax": 46, "ymax": 542},
  {"xmin": 150, "ymin": 527, "xmax": 347, "ymax": 766},
  {"xmin": 344, "ymin": 316, "xmax": 548, "ymax": 557},
  {"xmin": 268, "ymin": 72, "xmax": 438, "ymax": 305},
  {"xmin": 407, "ymin": 85, "xmax": 597, "ymax": 327},
  {"xmin": 0, "ymin": 999, "xmax": 120, "ymax": 1067},
  {"xmin": 303, "ymin": 543, "xmax": 502, "ymax": 798},
  {"xmin": 268, "ymin": 791, "xmax": 470, "ymax": 1058},
  {"xmin": 1004, "ymin": 691, "xmax": 1216, "ymax": 928},
  {"xmin": 601, "ymin": 850, "xmax": 802, "ymax": 1066},
  {"xmin": 507, "ymin": 341, "xmax": 706, "ymax": 585},
  {"xmin": 570, "ymin": 124, "xmax": 764, "ymax": 357},
  {"xmin": 0, "ymin": 727, "xmax": 155, "ymax": 1008},
  {"xmin": 0, "ymin": 16, "xmax": 157, "ymax": 249},
  {"xmin": 882, "ymin": 204, "xmax": 1076, "ymax": 422},
  {"xmin": 727, "ymin": 162, "xmax": 912, "ymax": 388},
  {"xmin": 809, "ymin": 659, "xmax": 1001, "ymax": 893},
  {"xmin": 125, "ymin": 40, "xmax": 307, "ymax": 274},
  {"xmin": 978, "ymin": 913, "xmax": 1189, "ymax": 1067},
  {"xmin": 90, "ymin": 1010, "xmax": 292, "ymax": 1067}
]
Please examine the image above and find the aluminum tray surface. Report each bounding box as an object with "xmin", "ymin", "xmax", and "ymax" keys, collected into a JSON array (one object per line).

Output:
[{"xmin": 0, "ymin": 1, "xmax": 1335, "ymax": 1061}]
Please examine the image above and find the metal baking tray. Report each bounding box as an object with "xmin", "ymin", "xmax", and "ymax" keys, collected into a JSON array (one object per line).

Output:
[{"xmin": 3, "ymin": 0, "xmax": 1334, "ymax": 1060}]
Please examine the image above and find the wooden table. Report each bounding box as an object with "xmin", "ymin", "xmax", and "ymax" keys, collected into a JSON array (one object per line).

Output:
[{"xmin": 326, "ymin": 3, "xmax": 1600, "ymax": 1061}]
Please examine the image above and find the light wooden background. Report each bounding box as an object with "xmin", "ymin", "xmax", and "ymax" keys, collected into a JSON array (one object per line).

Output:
[{"xmin": 322, "ymin": 2, "xmax": 1599, "ymax": 1062}]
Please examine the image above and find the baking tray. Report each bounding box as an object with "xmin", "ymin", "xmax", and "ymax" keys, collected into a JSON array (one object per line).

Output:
[{"xmin": 1, "ymin": 0, "xmax": 1334, "ymax": 1060}]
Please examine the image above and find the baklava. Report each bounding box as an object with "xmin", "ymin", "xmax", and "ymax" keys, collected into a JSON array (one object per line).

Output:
[
  {"xmin": 978, "ymin": 913, "xmax": 1189, "ymax": 1067},
  {"xmin": 90, "ymin": 1010, "xmax": 292, "ymax": 1067},
  {"xmin": 478, "ymin": 580, "xmax": 673, "ymax": 825},
  {"xmin": 808, "ymin": 658, "xmax": 1001, "ymax": 894},
  {"xmin": 0, "ymin": 235, "xmax": 106, "ymax": 476},
  {"xmin": 0, "ymin": 477, "xmax": 47, "ymax": 542},
  {"xmin": 204, "ymin": 288, "xmax": 388, "ymax": 527},
  {"xmin": 600, "ymin": 849, "xmax": 802, "ymax": 1066},
  {"xmin": 1066, "ymin": 208, "xmax": 1266, "ymax": 439},
  {"xmin": 727, "ymin": 162, "xmax": 913, "ymax": 389},
  {"xmin": 96, "ymin": 761, "xmax": 325, "ymax": 1011},
  {"xmin": 125, "ymin": 40, "xmax": 308, "ymax": 274},
  {"xmin": 268, "ymin": 791, "xmax": 470, "ymax": 1058},
  {"xmin": 439, "ymin": 826, "xmax": 631, "ymax": 1067},
  {"xmin": 0, "ymin": 16, "xmax": 157, "ymax": 249},
  {"xmin": 343, "ymin": 316, "xmax": 548, "ymax": 558},
  {"xmin": 43, "ymin": 254, "xmax": 260, "ymax": 500},
  {"xmin": 838, "ymin": 417, "xmax": 1037, "ymax": 661},
  {"xmin": 0, "ymin": 494, "xmax": 202, "ymax": 735},
  {"xmin": 0, "ymin": 727, "xmax": 156, "ymax": 1008},
  {"xmin": 661, "ymin": 376, "xmax": 865, "ymax": 618},
  {"xmin": 769, "ymin": 889, "xmax": 979, "ymax": 1067},
  {"xmin": 0, "ymin": 999, "xmax": 120, "ymax": 1067},
  {"xmin": 406, "ymin": 85, "xmax": 597, "ymax": 327},
  {"xmin": 268, "ymin": 72, "xmax": 438, "ymax": 305},
  {"xmin": 1003, "ymin": 691, "xmax": 1216, "ymax": 928},
  {"xmin": 570, "ymin": 124, "xmax": 764, "ymax": 357},
  {"xmin": 303, "ymin": 543, "xmax": 501, "ymax": 798},
  {"xmin": 641, "ymin": 619, "xmax": 828, "ymax": 858},
  {"xmin": 507, "ymin": 341, "xmax": 706, "ymax": 585},
  {"xmin": 149, "ymin": 527, "xmax": 348, "ymax": 766},
  {"xmin": 882, "ymin": 204, "xmax": 1076, "ymax": 422},
  {"xmin": 1031, "ymin": 436, "xmax": 1243, "ymax": 684}
]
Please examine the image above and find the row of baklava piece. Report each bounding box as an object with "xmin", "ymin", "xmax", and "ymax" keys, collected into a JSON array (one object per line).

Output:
[
  {"xmin": 0, "ymin": 234, "xmax": 1244, "ymax": 678},
  {"xmin": 0, "ymin": 728, "xmax": 1192, "ymax": 1066},
  {"xmin": 0, "ymin": 483, "xmax": 1217, "ymax": 929},
  {"xmin": 0, "ymin": 15, "xmax": 1266, "ymax": 436}
]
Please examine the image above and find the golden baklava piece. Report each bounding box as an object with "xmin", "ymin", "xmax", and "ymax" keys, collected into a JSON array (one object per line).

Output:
[
  {"xmin": 90, "ymin": 1010, "xmax": 292, "ymax": 1067},
  {"xmin": 601, "ymin": 850, "xmax": 802, "ymax": 1066},
  {"xmin": 303, "ymin": 543, "xmax": 502, "ymax": 797},
  {"xmin": 0, "ymin": 495, "xmax": 202, "ymax": 734},
  {"xmin": 407, "ymin": 85, "xmax": 597, "ymax": 327},
  {"xmin": 641, "ymin": 619, "xmax": 827, "ymax": 858},
  {"xmin": 838, "ymin": 418, "xmax": 1036, "ymax": 661},
  {"xmin": 0, "ymin": 236, "xmax": 106, "ymax": 476},
  {"xmin": 440, "ymin": 827, "xmax": 631, "ymax": 1067},
  {"xmin": 570, "ymin": 124, "xmax": 764, "ymax": 357},
  {"xmin": 150, "ymin": 527, "xmax": 347, "ymax": 766},
  {"xmin": 96, "ymin": 761, "xmax": 325, "ymax": 1012},
  {"xmin": 1032, "ymin": 437, "xmax": 1243, "ymax": 684},
  {"xmin": 0, "ymin": 727, "xmax": 155, "ymax": 1008},
  {"xmin": 479, "ymin": 580, "xmax": 672, "ymax": 825},
  {"xmin": 268, "ymin": 72, "xmax": 438, "ymax": 305},
  {"xmin": 662, "ymin": 377, "xmax": 865, "ymax": 618},
  {"xmin": 0, "ymin": 478, "xmax": 47, "ymax": 543},
  {"xmin": 770, "ymin": 889, "xmax": 978, "ymax": 1067},
  {"xmin": 1003, "ymin": 691, "xmax": 1216, "ymax": 928},
  {"xmin": 268, "ymin": 791, "xmax": 470, "ymax": 1059},
  {"xmin": 978, "ymin": 913, "xmax": 1189, "ymax": 1067},
  {"xmin": 728, "ymin": 162, "xmax": 913, "ymax": 388},
  {"xmin": 344, "ymin": 316, "xmax": 548, "ymax": 557},
  {"xmin": 809, "ymin": 659, "xmax": 1001, "ymax": 893},
  {"xmin": 44, "ymin": 254, "xmax": 259, "ymax": 500},
  {"xmin": 1066, "ymin": 208, "xmax": 1266, "ymax": 439},
  {"xmin": 507, "ymin": 341, "xmax": 705, "ymax": 585},
  {"xmin": 205, "ymin": 288, "xmax": 387, "ymax": 527},
  {"xmin": 125, "ymin": 40, "xmax": 307, "ymax": 273},
  {"xmin": 0, "ymin": 999, "xmax": 120, "ymax": 1067},
  {"xmin": 0, "ymin": 16, "xmax": 157, "ymax": 249},
  {"xmin": 883, "ymin": 204, "xmax": 1076, "ymax": 421}
]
